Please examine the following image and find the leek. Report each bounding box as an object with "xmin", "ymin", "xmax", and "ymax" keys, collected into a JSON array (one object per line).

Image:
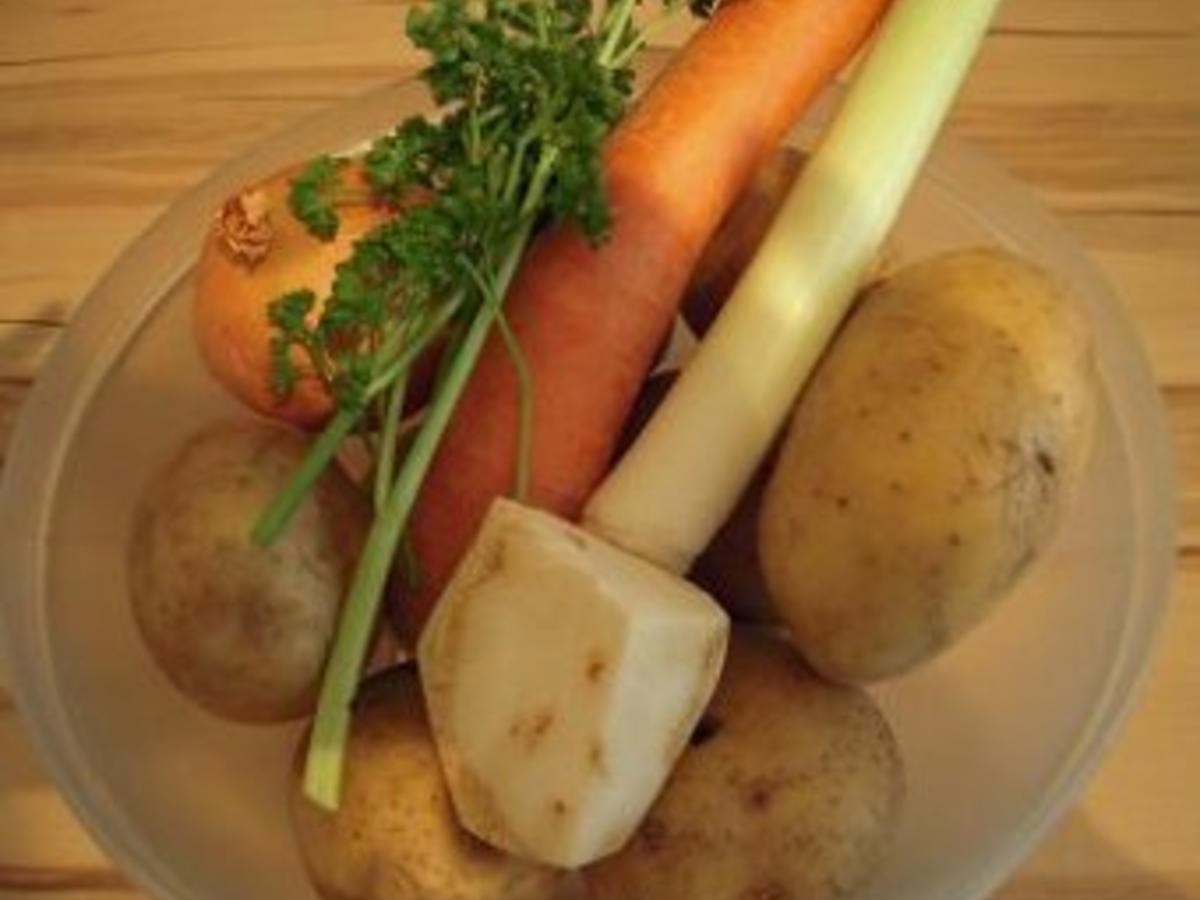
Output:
[{"xmin": 584, "ymin": 0, "xmax": 1005, "ymax": 571}]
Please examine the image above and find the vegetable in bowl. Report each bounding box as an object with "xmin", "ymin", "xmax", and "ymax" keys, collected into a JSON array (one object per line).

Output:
[
  {"xmin": 585, "ymin": 629, "xmax": 905, "ymax": 900},
  {"xmin": 128, "ymin": 420, "xmax": 368, "ymax": 722},
  {"xmin": 290, "ymin": 667, "xmax": 566, "ymax": 900},
  {"xmin": 416, "ymin": 0, "xmax": 999, "ymax": 876},
  {"xmin": 223, "ymin": 0, "xmax": 894, "ymax": 818},
  {"xmin": 0, "ymin": 0, "xmax": 1166, "ymax": 894},
  {"xmin": 193, "ymin": 163, "xmax": 394, "ymax": 429},
  {"xmin": 760, "ymin": 248, "xmax": 1098, "ymax": 683},
  {"xmin": 115, "ymin": 0, "xmax": 1113, "ymax": 896}
]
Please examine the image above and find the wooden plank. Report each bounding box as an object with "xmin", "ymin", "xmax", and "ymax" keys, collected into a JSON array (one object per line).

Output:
[
  {"xmin": 957, "ymin": 35, "xmax": 1200, "ymax": 215},
  {"xmin": 0, "ymin": 892, "xmax": 139, "ymax": 900},
  {"xmin": 997, "ymin": 0, "xmax": 1199, "ymax": 35},
  {"xmin": 0, "ymin": 869, "xmax": 130, "ymax": 893},
  {"xmin": 0, "ymin": 0, "xmax": 1191, "ymax": 72},
  {"xmin": 0, "ymin": 1, "xmax": 408, "ymax": 72},
  {"xmin": 0, "ymin": 322, "xmax": 62, "ymax": 383},
  {"xmin": 1169, "ymin": 387, "xmax": 1200, "ymax": 553},
  {"xmin": 0, "ymin": 383, "xmax": 30, "ymax": 469},
  {"xmin": 0, "ymin": 3, "xmax": 1196, "ymax": 899},
  {"xmin": 0, "ymin": 711, "xmax": 125, "ymax": 882},
  {"xmin": 0, "ymin": 208, "xmax": 163, "ymax": 325},
  {"xmin": 1062, "ymin": 213, "xmax": 1200, "ymax": 389}
]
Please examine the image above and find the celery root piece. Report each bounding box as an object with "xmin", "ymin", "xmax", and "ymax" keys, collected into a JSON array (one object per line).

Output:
[{"xmin": 419, "ymin": 499, "xmax": 728, "ymax": 868}]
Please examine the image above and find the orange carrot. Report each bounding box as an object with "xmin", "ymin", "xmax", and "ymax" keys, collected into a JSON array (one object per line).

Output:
[{"xmin": 397, "ymin": 0, "xmax": 892, "ymax": 635}]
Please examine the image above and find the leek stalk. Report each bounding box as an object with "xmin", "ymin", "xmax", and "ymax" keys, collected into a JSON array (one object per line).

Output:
[{"xmin": 584, "ymin": 0, "xmax": 1005, "ymax": 571}]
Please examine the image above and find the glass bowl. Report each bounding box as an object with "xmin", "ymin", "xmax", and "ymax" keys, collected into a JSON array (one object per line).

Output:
[{"xmin": 0, "ymin": 66, "xmax": 1175, "ymax": 900}]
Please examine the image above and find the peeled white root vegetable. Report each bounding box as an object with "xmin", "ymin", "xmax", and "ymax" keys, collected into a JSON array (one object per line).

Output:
[{"xmin": 419, "ymin": 499, "xmax": 729, "ymax": 868}]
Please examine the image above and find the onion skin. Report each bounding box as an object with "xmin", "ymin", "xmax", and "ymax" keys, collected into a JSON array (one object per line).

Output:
[{"xmin": 193, "ymin": 162, "xmax": 392, "ymax": 429}]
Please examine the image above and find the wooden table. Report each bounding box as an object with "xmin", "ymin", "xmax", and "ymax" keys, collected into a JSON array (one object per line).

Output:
[{"xmin": 1, "ymin": 1, "xmax": 1197, "ymax": 897}]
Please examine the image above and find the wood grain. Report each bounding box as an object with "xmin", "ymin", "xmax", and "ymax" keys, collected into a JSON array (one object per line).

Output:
[{"xmin": 1, "ymin": 1, "xmax": 1197, "ymax": 897}]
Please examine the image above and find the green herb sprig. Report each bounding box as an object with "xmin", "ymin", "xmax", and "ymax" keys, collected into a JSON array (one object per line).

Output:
[{"xmin": 256, "ymin": 0, "xmax": 688, "ymax": 811}]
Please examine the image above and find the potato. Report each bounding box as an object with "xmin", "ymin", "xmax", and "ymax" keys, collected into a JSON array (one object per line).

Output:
[
  {"xmin": 128, "ymin": 420, "xmax": 368, "ymax": 721},
  {"xmin": 290, "ymin": 667, "xmax": 566, "ymax": 900},
  {"xmin": 585, "ymin": 629, "xmax": 904, "ymax": 900},
  {"xmin": 760, "ymin": 248, "xmax": 1098, "ymax": 683}
]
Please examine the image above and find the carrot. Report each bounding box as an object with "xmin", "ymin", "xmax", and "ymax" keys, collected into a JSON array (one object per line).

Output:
[{"xmin": 397, "ymin": 0, "xmax": 893, "ymax": 635}]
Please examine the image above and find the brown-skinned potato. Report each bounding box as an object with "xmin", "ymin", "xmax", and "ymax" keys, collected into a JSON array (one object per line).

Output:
[
  {"xmin": 290, "ymin": 668, "xmax": 566, "ymax": 900},
  {"xmin": 760, "ymin": 248, "xmax": 1098, "ymax": 683},
  {"xmin": 585, "ymin": 629, "xmax": 904, "ymax": 900},
  {"xmin": 128, "ymin": 420, "xmax": 368, "ymax": 721}
]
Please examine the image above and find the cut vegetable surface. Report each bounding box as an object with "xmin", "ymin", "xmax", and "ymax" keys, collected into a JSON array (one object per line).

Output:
[
  {"xmin": 398, "ymin": 0, "xmax": 894, "ymax": 637},
  {"xmin": 419, "ymin": 499, "xmax": 728, "ymax": 868}
]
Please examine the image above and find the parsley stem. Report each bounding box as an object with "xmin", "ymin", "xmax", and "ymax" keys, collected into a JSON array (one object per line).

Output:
[
  {"xmin": 496, "ymin": 310, "xmax": 533, "ymax": 502},
  {"xmin": 251, "ymin": 406, "xmax": 358, "ymax": 547},
  {"xmin": 303, "ymin": 217, "xmax": 537, "ymax": 810},
  {"xmin": 599, "ymin": 0, "xmax": 639, "ymax": 67},
  {"xmin": 367, "ymin": 296, "xmax": 462, "ymax": 396},
  {"xmin": 303, "ymin": 334, "xmax": 333, "ymax": 389},
  {"xmin": 612, "ymin": 34, "xmax": 649, "ymax": 71},
  {"xmin": 521, "ymin": 146, "xmax": 561, "ymax": 219},
  {"xmin": 503, "ymin": 132, "xmax": 535, "ymax": 207},
  {"xmin": 612, "ymin": 4, "xmax": 686, "ymax": 70},
  {"xmin": 372, "ymin": 373, "xmax": 408, "ymax": 513},
  {"xmin": 367, "ymin": 317, "xmax": 414, "ymax": 386},
  {"xmin": 533, "ymin": 1, "xmax": 549, "ymax": 42},
  {"xmin": 280, "ymin": 0, "xmax": 662, "ymax": 811},
  {"xmin": 257, "ymin": 301, "xmax": 460, "ymax": 546},
  {"xmin": 467, "ymin": 100, "xmax": 483, "ymax": 164},
  {"xmin": 458, "ymin": 257, "xmax": 534, "ymax": 503}
]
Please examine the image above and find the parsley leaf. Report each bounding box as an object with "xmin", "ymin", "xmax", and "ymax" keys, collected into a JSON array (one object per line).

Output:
[
  {"xmin": 288, "ymin": 156, "xmax": 350, "ymax": 241},
  {"xmin": 266, "ymin": 289, "xmax": 320, "ymax": 398}
]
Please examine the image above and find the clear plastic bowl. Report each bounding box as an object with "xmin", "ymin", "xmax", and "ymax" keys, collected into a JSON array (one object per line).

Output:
[{"xmin": 0, "ymin": 70, "xmax": 1176, "ymax": 900}]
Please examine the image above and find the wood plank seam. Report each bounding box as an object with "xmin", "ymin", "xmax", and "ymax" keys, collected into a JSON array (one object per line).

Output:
[{"xmin": 0, "ymin": 865, "xmax": 128, "ymax": 892}]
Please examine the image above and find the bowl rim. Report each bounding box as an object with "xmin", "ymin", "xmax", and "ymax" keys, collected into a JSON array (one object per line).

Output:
[{"xmin": 0, "ymin": 73, "xmax": 1177, "ymax": 900}]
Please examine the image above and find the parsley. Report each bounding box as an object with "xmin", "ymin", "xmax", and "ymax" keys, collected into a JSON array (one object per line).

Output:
[
  {"xmin": 288, "ymin": 156, "xmax": 350, "ymax": 241},
  {"xmin": 266, "ymin": 289, "xmax": 319, "ymax": 399},
  {"xmin": 253, "ymin": 0, "xmax": 694, "ymax": 810},
  {"xmin": 259, "ymin": 0, "xmax": 660, "ymax": 539}
]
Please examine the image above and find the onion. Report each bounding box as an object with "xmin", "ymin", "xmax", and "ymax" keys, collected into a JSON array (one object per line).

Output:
[{"xmin": 193, "ymin": 162, "xmax": 392, "ymax": 428}]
